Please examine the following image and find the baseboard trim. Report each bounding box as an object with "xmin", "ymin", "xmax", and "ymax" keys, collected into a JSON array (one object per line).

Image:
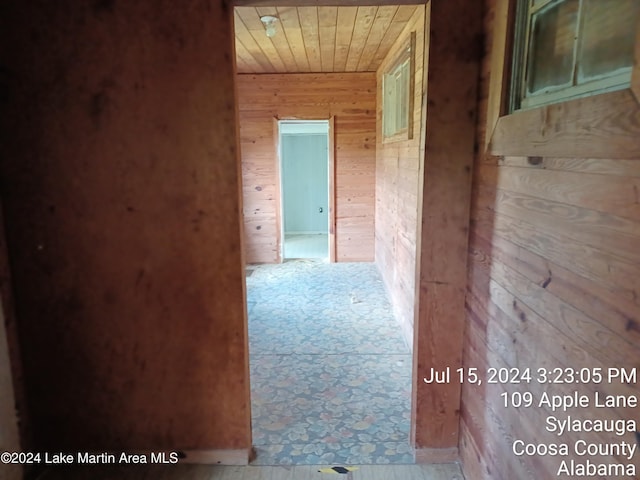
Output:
[
  {"xmin": 415, "ymin": 447, "xmax": 459, "ymax": 463},
  {"xmin": 181, "ymin": 448, "xmax": 252, "ymax": 465}
]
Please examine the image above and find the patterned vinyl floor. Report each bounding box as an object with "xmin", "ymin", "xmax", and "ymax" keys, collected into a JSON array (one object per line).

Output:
[{"xmin": 246, "ymin": 260, "xmax": 413, "ymax": 465}]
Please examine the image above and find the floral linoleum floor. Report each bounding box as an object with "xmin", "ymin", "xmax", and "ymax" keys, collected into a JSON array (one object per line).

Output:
[{"xmin": 246, "ymin": 260, "xmax": 413, "ymax": 465}]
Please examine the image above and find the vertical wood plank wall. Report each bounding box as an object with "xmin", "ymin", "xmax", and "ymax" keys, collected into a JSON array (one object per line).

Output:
[
  {"xmin": 460, "ymin": 0, "xmax": 640, "ymax": 477},
  {"xmin": 375, "ymin": 6, "xmax": 425, "ymax": 349},
  {"xmin": 237, "ymin": 73, "xmax": 376, "ymax": 264},
  {"xmin": 0, "ymin": 0, "xmax": 250, "ymax": 455}
]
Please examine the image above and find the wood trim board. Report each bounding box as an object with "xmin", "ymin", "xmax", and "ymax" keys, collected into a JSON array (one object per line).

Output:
[
  {"xmin": 273, "ymin": 117, "xmax": 282, "ymax": 263},
  {"xmin": 274, "ymin": 116, "xmax": 336, "ymax": 262},
  {"xmin": 490, "ymin": 89, "xmax": 640, "ymax": 159},
  {"xmin": 415, "ymin": 447, "xmax": 459, "ymax": 464},
  {"xmin": 632, "ymin": 15, "xmax": 640, "ymax": 104},
  {"xmin": 412, "ymin": 0, "xmax": 481, "ymax": 450},
  {"xmin": 328, "ymin": 116, "xmax": 336, "ymax": 263},
  {"xmin": 484, "ymin": 0, "xmax": 516, "ymax": 148}
]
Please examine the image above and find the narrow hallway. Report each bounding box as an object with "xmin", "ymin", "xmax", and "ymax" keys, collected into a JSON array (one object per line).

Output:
[{"xmin": 246, "ymin": 261, "xmax": 412, "ymax": 465}]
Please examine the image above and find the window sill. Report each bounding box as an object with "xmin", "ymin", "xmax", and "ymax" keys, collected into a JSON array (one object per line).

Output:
[
  {"xmin": 382, "ymin": 130, "xmax": 411, "ymax": 144},
  {"xmin": 488, "ymin": 89, "xmax": 640, "ymax": 159}
]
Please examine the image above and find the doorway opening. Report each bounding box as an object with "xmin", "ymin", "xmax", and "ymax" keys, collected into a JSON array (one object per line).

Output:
[
  {"xmin": 233, "ymin": 3, "xmax": 428, "ymax": 465},
  {"xmin": 278, "ymin": 120, "xmax": 332, "ymax": 262}
]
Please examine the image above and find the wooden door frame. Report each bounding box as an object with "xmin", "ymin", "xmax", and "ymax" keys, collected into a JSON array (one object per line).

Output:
[
  {"xmin": 232, "ymin": 0, "xmax": 482, "ymax": 463},
  {"xmin": 274, "ymin": 116, "xmax": 336, "ymax": 263},
  {"xmin": 411, "ymin": 0, "xmax": 481, "ymax": 461}
]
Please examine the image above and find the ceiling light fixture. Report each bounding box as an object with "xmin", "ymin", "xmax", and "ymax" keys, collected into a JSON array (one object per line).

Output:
[{"xmin": 260, "ymin": 16, "xmax": 278, "ymax": 38}]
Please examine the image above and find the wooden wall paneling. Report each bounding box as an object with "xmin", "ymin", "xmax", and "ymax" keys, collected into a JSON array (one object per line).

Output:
[
  {"xmin": 412, "ymin": 0, "xmax": 482, "ymax": 453},
  {"xmin": 410, "ymin": 0, "xmax": 430, "ymax": 370},
  {"xmin": 237, "ymin": 73, "xmax": 376, "ymax": 264},
  {"xmin": 467, "ymin": 276, "xmax": 628, "ymax": 467},
  {"xmin": 465, "ymin": 245, "xmax": 640, "ymax": 467},
  {"xmin": 0, "ymin": 0, "xmax": 251, "ymax": 455},
  {"xmin": 473, "ymin": 201, "xmax": 639, "ymax": 302},
  {"xmin": 471, "ymin": 212, "xmax": 640, "ymax": 345},
  {"xmin": 459, "ymin": 421, "xmax": 489, "ymax": 480},
  {"xmin": 484, "ymin": 0, "xmax": 515, "ymax": 148},
  {"xmin": 473, "ymin": 254, "xmax": 640, "ymax": 396},
  {"xmin": 484, "ymin": 256, "xmax": 640, "ymax": 390},
  {"xmin": 461, "ymin": 0, "xmax": 640, "ymax": 477},
  {"xmin": 461, "ymin": 294, "xmax": 543, "ymax": 478},
  {"xmin": 477, "ymin": 162, "xmax": 640, "ymax": 222},
  {"xmin": 375, "ymin": 5, "xmax": 425, "ymax": 350},
  {"xmin": 461, "ymin": 325, "xmax": 539, "ymax": 478},
  {"xmin": 458, "ymin": 0, "xmax": 501, "ymax": 464},
  {"xmin": 485, "ymin": 185, "xmax": 640, "ymax": 264},
  {"xmin": 498, "ymin": 155, "xmax": 640, "ymax": 176},
  {"xmin": 490, "ymin": 90, "xmax": 640, "ymax": 159}
]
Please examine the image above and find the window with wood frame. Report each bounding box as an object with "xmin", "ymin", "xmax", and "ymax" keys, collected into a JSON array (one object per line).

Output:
[
  {"xmin": 382, "ymin": 32, "xmax": 416, "ymax": 141},
  {"xmin": 511, "ymin": 0, "xmax": 640, "ymax": 111}
]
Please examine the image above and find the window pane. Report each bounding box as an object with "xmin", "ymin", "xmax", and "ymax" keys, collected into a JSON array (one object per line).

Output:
[
  {"xmin": 579, "ymin": 0, "xmax": 640, "ymax": 80},
  {"xmin": 383, "ymin": 74, "xmax": 396, "ymax": 136},
  {"xmin": 532, "ymin": 0, "xmax": 554, "ymax": 8},
  {"xmin": 526, "ymin": 0, "xmax": 579, "ymax": 94},
  {"xmin": 398, "ymin": 61, "xmax": 409, "ymax": 130},
  {"xmin": 383, "ymin": 59, "xmax": 409, "ymax": 136}
]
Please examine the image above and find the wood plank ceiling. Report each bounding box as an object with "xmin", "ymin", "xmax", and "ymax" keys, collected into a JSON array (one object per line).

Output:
[{"xmin": 234, "ymin": 6, "xmax": 419, "ymax": 73}]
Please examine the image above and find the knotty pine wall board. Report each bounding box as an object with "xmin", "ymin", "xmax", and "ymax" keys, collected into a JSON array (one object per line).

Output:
[{"xmin": 374, "ymin": 5, "xmax": 425, "ymax": 348}]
